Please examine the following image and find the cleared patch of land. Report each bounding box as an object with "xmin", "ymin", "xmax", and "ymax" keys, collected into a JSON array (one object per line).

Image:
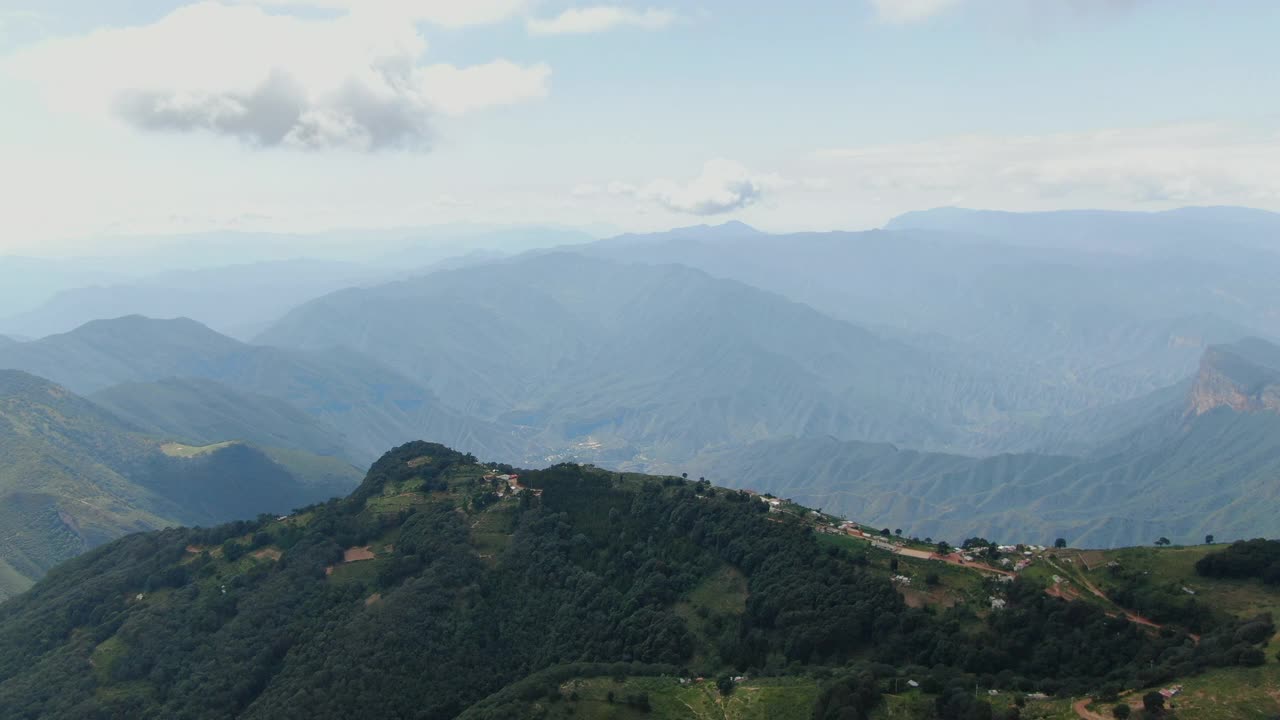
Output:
[{"xmin": 159, "ymin": 441, "xmax": 237, "ymax": 458}]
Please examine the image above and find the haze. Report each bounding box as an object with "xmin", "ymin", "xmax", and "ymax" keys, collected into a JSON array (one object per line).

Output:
[{"xmin": 2, "ymin": 5, "xmax": 1280, "ymax": 717}]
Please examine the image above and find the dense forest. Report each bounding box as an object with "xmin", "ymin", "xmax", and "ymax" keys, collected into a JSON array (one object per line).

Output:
[
  {"xmin": 0, "ymin": 443, "xmax": 1272, "ymax": 719},
  {"xmin": 1196, "ymin": 539, "xmax": 1280, "ymax": 585}
]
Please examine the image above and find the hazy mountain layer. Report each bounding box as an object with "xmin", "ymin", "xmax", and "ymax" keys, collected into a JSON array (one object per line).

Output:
[
  {"xmin": 0, "ymin": 316, "xmax": 528, "ymax": 464},
  {"xmin": 575, "ymin": 215, "xmax": 1277, "ymax": 429},
  {"xmin": 0, "ymin": 259, "xmax": 383, "ymax": 340},
  {"xmin": 686, "ymin": 339, "xmax": 1280, "ymax": 547},
  {"xmin": 259, "ymin": 253, "xmax": 1082, "ymax": 462}
]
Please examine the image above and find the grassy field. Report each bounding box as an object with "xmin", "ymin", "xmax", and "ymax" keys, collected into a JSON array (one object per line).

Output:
[
  {"xmin": 532, "ymin": 676, "xmax": 819, "ymax": 720},
  {"xmin": 815, "ymin": 531, "xmax": 986, "ymax": 609},
  {"xmin": 470, "ymin": 499, "xmax": 519, "ymax": 561},
  {"xmin": 870, "ymin": 690, "xmax": 1077, "ymax": 720},
  {"xmin": 1072, "ymin": 663, "xmax": 1280, "ymax": 720},
  {"xmin": 1092, "ymin": 545, "xmax": 1280, "ymax": 621},
  {"xmin": 159, "ymin": 440, "xmax": 237, "ymax": 458},
  {"xmin": 674, "ymin": 564, "xmax": 749, "ymax": 665}
]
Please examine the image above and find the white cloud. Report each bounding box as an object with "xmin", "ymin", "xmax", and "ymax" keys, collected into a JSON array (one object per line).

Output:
[
  {"xmin": 434, "ymin": 192, "xmax": 468, "ymax": 207},
  {"xmin": 602, "ymin": 159, "xmax": 810, "ymax": 216},
  {"xmin": 235, "ymin": 0, "xmax": 530, "ymax": 27},
  {"xmin": 415, "ymin": 60, "xmax": 549, "ymax": 116},
  {"xmin": 870, "ymin": 0, "xmax": 961, "ymax": 23},
  {"xmin": 815, "ymin": 124, "xmax": 1280, "ymax": 207},
  {"xmin": 5, "ymin": 1, "xmax": 549, "ymax": 151},
  {"xmin": 869, "ymin": 0, "xmax": 1146, "ymax": 24},
  {"xmin": 527, "ymin": 6, "xmax": 679, "ymax": 35}
]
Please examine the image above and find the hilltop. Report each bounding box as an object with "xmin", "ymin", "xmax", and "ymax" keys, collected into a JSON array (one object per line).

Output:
[
  {"xmin": 0, "ymin": 441, "xmax": 1272, "ymax": 719},
  {"xmin": 0, "ymin": 370, "xmax": 359, "ymax": 599}
]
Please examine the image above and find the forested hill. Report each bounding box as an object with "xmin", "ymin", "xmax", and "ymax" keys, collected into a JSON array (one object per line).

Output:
[{"xmin": 0, "ymin": 442, "xmax": 1271, "ymax": 719}]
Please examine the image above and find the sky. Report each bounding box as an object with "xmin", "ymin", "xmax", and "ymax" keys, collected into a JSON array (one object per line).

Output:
[{"xmin": 2, "ymin": 0, "xmax": 1279, "ymax": 253}]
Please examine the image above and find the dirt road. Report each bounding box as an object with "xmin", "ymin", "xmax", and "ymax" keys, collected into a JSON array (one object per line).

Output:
[{"xmin": 1072, "ymin": 698, "xmax": 1110, "ymax": 720}]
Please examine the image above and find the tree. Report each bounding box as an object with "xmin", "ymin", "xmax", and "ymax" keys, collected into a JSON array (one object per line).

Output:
[
  {"xmin": 1155, "ymin": 537, "xmax": 1171, "ymax": 547},
  {"xmin": 1142, "ymin": 691, "xmax": 1165, "ymax": 714},
  {"xmin": 1054, "ymin": 538, "xmax": 1067, "ymax": 549},
  {"xmin": 936, "ymin": 541, "xmax": 952, "ymax": 556},
  {"xmin": 1205, "ymin": 534, "xmax": 1215, "ymax": 544},
  {"xmin": 895, "ymin": 528, "xmax": 903, "ymax": 536},
  {"xmin": 889, "ymin": 557, "xmax": 899, "ymax": 572},
  {"xmin": 1111, "ymin": 703, "xmax": 1131, "ymax": 719},
  {"xmin": 716, "ymin": 675, "xmax": 735, "ymax": 696},
  {"xmin": 881, "ymin": 528, "xmax": 892, "ymax": 537}
]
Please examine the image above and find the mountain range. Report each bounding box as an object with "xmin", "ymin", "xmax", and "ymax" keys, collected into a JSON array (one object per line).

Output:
[
  {"xmin": 684, "ymin": 337, "xmax": 1280, "ymax": 547},
  {"xmin": 258, "ymin": 251, "xmax": 1095, "ymax": 462},
  {"xmin": 0, "ymin": 315, "xmax": 523, "ymax": 465},
  {"xmin": 1, "ymin": 207, "xmax": 1278, "ymax": 552},
  {"xmin": 571, "ymin": 211, "xmax": 1280, "ymax": 434}
]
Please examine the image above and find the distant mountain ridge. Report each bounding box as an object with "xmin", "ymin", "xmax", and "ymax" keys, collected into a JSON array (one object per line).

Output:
[
  {"xmin": 572, "ymin": 217, "xmax": 1276, "ymax": 432},
  {"xmin": 0, "ymin": 315, "xmax": 526, "ymax": 464},
  {"xmin": 687, "ymin": 338, "xmax": 1280, "ymax": 547},
  {"xmin": 258, "ymin": 252, "xmax": 1077, "ymax": 462},
  {"xmin": 886, "ymin": 206, "xmax": 1280, "ymax": 255},
  {"xmin": 0, "ymin": 259, "xmax": 383, "ymax": 340}
]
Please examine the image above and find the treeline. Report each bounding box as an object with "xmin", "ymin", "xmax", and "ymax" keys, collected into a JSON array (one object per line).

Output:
[{"xmin": 1196, "ymin": 538, "xmax": 1280, "ymax": 584}]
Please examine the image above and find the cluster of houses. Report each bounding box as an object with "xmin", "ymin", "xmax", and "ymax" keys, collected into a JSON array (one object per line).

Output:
[{"xmin": 485, "ymin": 472, "xmax": 543, "ymax": 498}]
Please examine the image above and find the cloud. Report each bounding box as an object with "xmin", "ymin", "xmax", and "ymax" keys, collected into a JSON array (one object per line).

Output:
[
  {"xmin": 234, "ymin": 0, "xmax": 530, "ymax": 27},
  {"xmin": 6, "ymin": 2, "xmax": 549, "ymax": 151},
  {"xmin": 601, "ymin": 159, "xmax": 809, "ymax": 216},
  {"xmin": 527, "ymin": 6, "xmax": 679, "ymax": 35},
  {"xmin": 869, "ymin": 0, "xmax": 1147, "ymax": 24},
  {"xmin": 870, "ymin": 0, "xmax": 961, "ymax": 23},
  {"xmin": 415, "ymin": 60, "xmax": 550, "ymax": 115},
  {"xmin": 815, "ymin": 124, "xmax": 1280, "ymax": 207}
]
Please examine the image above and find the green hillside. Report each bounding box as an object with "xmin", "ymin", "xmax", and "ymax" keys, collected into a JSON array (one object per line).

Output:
[
  {"xmin": 0, "ymin": 370, "xmax": 359, "ymax": 599},
  {"xmin": 0, "ymin": 442, "xmax": 1270, "ymax": 719},
  {"xmin": 91, "ymin": 376, "xmax": 354, "ymax": 461}
]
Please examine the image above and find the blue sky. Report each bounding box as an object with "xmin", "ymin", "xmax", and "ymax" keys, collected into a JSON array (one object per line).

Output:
[{"xmin": 2, "ymin": 0, "xmax": 1279, "ymax": 252}]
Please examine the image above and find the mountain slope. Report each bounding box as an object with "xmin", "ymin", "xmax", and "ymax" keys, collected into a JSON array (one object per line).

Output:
[
  {"xmin": 687, "ymin": 339, "xmax": 1280, "ymax": 547},
  {"xmin": 0, "ymin": 370, "xmax": 359, "ymax": 599},
  {"xmin": 258, "ymin": 253, "xmax": 1071, "ymax": 463},
  {"xmin": 0, "ymin": 442, "xmax": 1254, "ymax": 720},
  {"xmin": 90, "ymin": 377, "xmax": 353, "ymax": 460},
  {"xmin": 0, "ymin": 315, "xmax": 526, "ymax": 464}
]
